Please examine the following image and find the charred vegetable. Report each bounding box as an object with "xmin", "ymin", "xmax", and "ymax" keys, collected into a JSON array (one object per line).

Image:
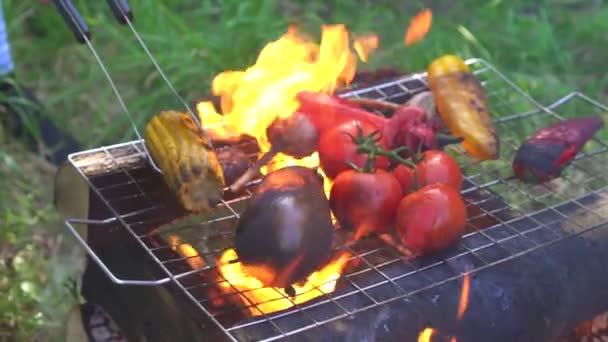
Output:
[
  {"xmin": 144, "ymin": 110, "xmax": 225, "ymax": 212},
  {"xmin": 297, "ymin": 91, "xmax": 461, "ymax": 153},
  {"xmin": 216, "ymin": 146, "xmax": 250, "ymax": 186},
  {"xmin": 427, "ymin": 54, "xmax": 499, "ymax": 160},
  {"xmin": 513, "ymin": 116, "xmax": 605, "ymax": 184},
  {"xmin": 229, "ymin": 112, "xmax": 319, "ymax": 192},
  {"xmin": 234, "ymin": 166, "xmax": 334, "ymax": 292}
]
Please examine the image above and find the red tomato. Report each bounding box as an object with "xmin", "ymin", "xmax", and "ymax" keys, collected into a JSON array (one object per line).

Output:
[
  {"xmin": 396, "ymin": 183, "xmax": 467, "ymax": 255},
  {"xmin": 330, "ymin": 169, "xmax": 403, "ymax": 239},
  {"xmin": 318, "ymin": 120, "xmax": 390, "ymax": 180},
  {"xmin": 392, "ymin": 150, "xmax": 463, "ymax": 195}
]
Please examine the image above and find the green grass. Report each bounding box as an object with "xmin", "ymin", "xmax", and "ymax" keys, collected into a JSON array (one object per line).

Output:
[
  {"xmin": 1, "ymin": 0, "xmax": 607, "ymax": 339},
  {"xmin": 5, "ymin": 0, "xmax": 608, "ymax": 147}
]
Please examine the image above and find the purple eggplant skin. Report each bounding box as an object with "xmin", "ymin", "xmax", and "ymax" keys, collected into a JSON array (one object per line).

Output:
[
  {"xmin": 234, "ymin": 166, "xmax": 334, "ymax": 291},
  {"xmin": 513, "ymin": 116, "xmax": 604, "ymax": 184}
]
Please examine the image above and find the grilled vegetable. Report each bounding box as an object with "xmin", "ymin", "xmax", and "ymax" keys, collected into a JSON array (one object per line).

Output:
[
  {"xmin": 393, "ymin": 150, "xmax": 463, "ymax": 195},
  {"xmin": 318, "ymin": 120, "xmax": 390, "ymax": 180},
  {"xmin": 296, "ymin": 91, "xmax": 385, "ymax": 135},
  {"xmin": 297, "ymin": 91, "xmax": 456, "ymax": 152},
  {"xmin": 427, "ymin": 54, "xmax": 499, "ymax": 160},
  {"xmin": 405, "ymin": 91, "xmax": 449, "ymax": 133},
  {"xmin": 266, "ymin": 111, "xmax": 320, "ymax": 159},
  {"xmin": 216, "ymin": 146, "xmax": 250, "ymax": 186},
  {"xmin": 144, "ymin": 110, "xmax": 225, "ymax": 212},
  {"xmin": 396, "ymin": 183, "xmax": 467, "ymax": 255},
  {"xmin": 513, "ymin": 116, "xmax": 604, "ymax": 184},
  {"xmin": 330, "ymin": 168, "xmax": 403, "ymax": 239},
  {"xmin": 229, "ymin": 112, "xmax": 319, "ymax": 192},
  {"xmin": 234, "ymin": 166, "xmax": 334, "ymax": 292}
]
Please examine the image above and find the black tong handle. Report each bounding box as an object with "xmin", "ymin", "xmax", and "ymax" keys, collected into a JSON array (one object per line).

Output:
[
  {"xmin": 51, "ymin": 0, "xmax": 90, "ymax": 44},
  {"xmin": 52, "ymin": 0, "xmax": 134, "ymax": 44},
  {"xmin": 106, "ymin": 0, "xmax": 134, "ymax": 24}
]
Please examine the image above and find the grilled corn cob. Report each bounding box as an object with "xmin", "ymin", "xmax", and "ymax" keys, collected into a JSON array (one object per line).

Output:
[{"xmin": 144, "ymin": 110, "xmax": 225, "ymax": 212}]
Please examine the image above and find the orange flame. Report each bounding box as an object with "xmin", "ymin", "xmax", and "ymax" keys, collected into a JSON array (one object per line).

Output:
[
  {"xmin": 217, "ymin": 249, "xmax": 351, "ymax": 316},
  {"xmin": 404, "ymin": 8, "xmax": 433, "ymax": 46},
  {"xmin": 353, "ymin": 33, "xmax": 379, "ymax": 62},
  {"xmin": 416, "ymin": 271, "xmax": 471, "ymax": 341},
  {"xmin": 196, "ymin": 24, "xmax": 359, "ymax": 156},
  {"xmin": 197, "ymin": 24, "xmax": 365, "ymax": 196},
  {"xmin": 193, "ymin": 24, "xmax": 367, "ymax": 316},
  {"xmin": 418, "ymin": 327, "xmax": 435, "ymax": 342},
  {"xmin": 167, "ymin": 235, "xmax": 205, "ymax": 269},
  {"xmin": 456, "ymin": 272, "xmax": 471, "ymax": 320}
]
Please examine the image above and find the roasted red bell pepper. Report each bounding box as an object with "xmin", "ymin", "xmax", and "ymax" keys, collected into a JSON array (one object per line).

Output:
[
  {"xmin": 295, "ymin": 91, "xmax": 459, "ymax": 154},
  {"xmin": 512, "ymin": 116, "xmax": 605, "ymax": 184},
  {"xmin": 296, "ymin": 91, "xmax": 385, "ymax": 133}
]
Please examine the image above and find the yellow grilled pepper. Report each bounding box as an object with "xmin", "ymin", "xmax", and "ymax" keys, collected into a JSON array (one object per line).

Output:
[
  {"xmin": 427, "ymin": 55, "xmax": 499, "ymax": 160},
  {"xmin": 144, "ymin": 111, "xmax": 225, "ymax": 212}
]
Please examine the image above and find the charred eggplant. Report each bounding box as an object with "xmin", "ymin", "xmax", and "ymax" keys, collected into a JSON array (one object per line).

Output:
[{"xmin": 234, "ymin": 166, "xmax": 334, "ymax": 292}]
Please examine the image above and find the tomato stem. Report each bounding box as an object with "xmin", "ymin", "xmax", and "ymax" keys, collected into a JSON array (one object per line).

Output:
[
  {"xmin": 346, "ymin": 161, "xmax": 365, "ymax": 173},
  {"xmin": 363, "ymin": 149, "xmax": 377, "ymax": 173}
]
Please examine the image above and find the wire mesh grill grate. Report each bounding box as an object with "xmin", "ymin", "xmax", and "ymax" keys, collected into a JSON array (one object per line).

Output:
[{"xmin": 65, "ymin": 59, "xmax": 608, "ymax": 341}]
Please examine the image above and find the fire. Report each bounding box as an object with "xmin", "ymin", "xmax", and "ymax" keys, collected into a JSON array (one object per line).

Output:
[
  {"xmin": 404, "ymin": 8, "xmax": 433, "ymax": 47},
  {"xmin": 418, "ymin": 327, "xmax": 435, "ymax": 342},
  {"xmin": 168, "ymin": 235, "xmax": 205, "ymax": 269},
  {"xmin": 196, "ymin": 23, "xmax": 359, "ymax": 151},
  {"xmin": 193, "ymin": 23, "xmax": 374, "ymax": 316},
  {"xmin": 217, "ymin": 249, "xmax": 350, "ymax": 316},
  {"xmin": 353, "ymin": 33, "xmax": 379, "ymax": 62},
  {"xmin": 457, "ymin": 272, "xmax": 471, "ymax": 319},
  {"xmin": 197, "ymin": 24, "xmax": 369, "ymax": 196},
  {"xmin": 416, "ymin": 271, "xmax": 471, "ymax": 341}
]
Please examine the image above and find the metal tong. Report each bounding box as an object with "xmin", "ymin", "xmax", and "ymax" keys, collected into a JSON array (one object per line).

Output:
[
  {"xmin": 50, "ymin": 0, "xmax": 214, "ymax": 173},
  {"xmin": 51, "ymin": 0, "xmax": 133, "ymax": 43}
]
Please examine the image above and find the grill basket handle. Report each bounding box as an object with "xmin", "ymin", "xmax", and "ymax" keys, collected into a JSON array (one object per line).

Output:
[{"xmin": 65, "ymin": 218, "xmax": 172, "ymax": 286}]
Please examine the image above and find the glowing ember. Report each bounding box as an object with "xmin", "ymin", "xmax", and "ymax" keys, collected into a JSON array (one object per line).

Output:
[
  {"xmin": 217, "ymin": 249, "xmax": 351, "ymax": 316},
  {"xmin": 418, "ymin": 327, "xmax": 435, "ymax": 342},
  {"xmin": 456, "ymin": 272, "xmax": 471, "ymax": 319},
  {"xmin": 404, "ymin": 8, "xmax": 433, "ymax": 47},
  {"xmin": 167, "ymin": 235, "xmax": 205, "ymax": 269}
]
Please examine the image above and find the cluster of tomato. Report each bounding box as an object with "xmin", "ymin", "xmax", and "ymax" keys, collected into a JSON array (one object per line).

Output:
[{"xmin": 317, "ymin": 119, "xmax": 468, "ymax": 256}]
